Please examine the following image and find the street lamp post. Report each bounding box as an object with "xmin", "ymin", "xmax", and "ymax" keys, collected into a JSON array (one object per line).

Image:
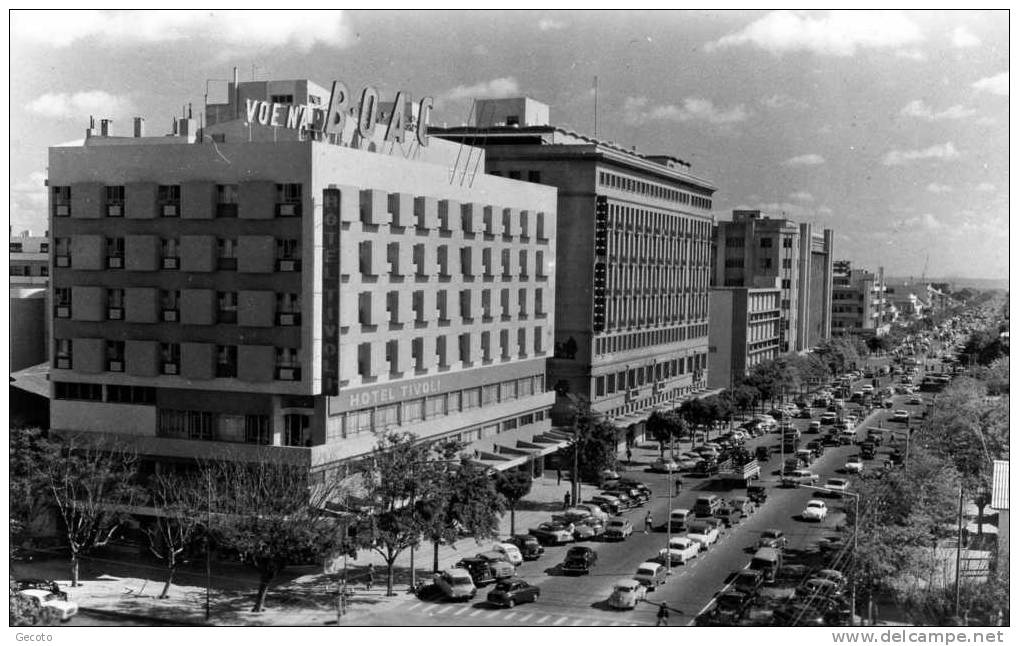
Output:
[
  {"xmin": 799, "ymin": 484, "xmax": 860, "ymax": 626},
  {"xmin": 665, "ymin": 467, "xmax": 673, "ymax": 575}
]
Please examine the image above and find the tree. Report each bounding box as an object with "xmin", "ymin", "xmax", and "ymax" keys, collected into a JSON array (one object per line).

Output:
[
  {"xmin": 646, "ymin": 411, "xmax": 684, "ymax": 457},
  {"xmin": 867, "ymin": 335, "xmax": 892, "ymax": 354},
  {"xmin": 419, "ymin": 455, "xmax": 505, "ymax": 573},
  {"xmin": 679, "ymin": 398, "xmax": 714, "ymax": 443},
  {"xmin": 205, "ymin": 457, "xmax": 345, "ymax": 612},
  {"xmin": 10, "ymin": 427, "xmax": 58, "ymax": 548},
  {"xmin": 144, "ymin": 471, "xmax": 207, "ymax": 599},
  {"xmin": 44, "ymin": 437, "xmax": 143, "ymax": 586},
  {"xmin": 571, "ymin": 401, "xmax": 621, "ymax": 482},
  {"xmin": 359, "ymin": 431, "xmax": 433, "ymax": 596},
  {"xmin": 494, "ymin": 468, "xmax": 532, "ymax": 536}
]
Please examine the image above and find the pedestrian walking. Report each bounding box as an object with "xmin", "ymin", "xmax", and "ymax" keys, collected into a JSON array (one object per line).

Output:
[
  {"xmin": 674, "ymin": 479, "xmax": 682, "ymax": 495},
  {"xmin": 644, "ymin": 510, "xmax": 653, "ymax": 534},
  {"xmin": 556, "ymin": 467, "xmax": 562, "ymax": 486},
  {"xmin": 564, "ymin": 491, "xmax": 572, "ymax": 509},
  {"xmin": 366, "ymin": 563, "xmax": 375, "ymax": 591},
  {"xmin": 626, "ymin": 447, "xmax": 633, "ymax": 464},
  {"xmin": 656, "ymin": 603, "xmax": 669, "ymax": 626}
]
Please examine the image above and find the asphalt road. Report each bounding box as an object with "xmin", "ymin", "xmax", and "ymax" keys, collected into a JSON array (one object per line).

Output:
[{"xmin": 349, "ymin": 356, "xmax": 935, "ymax": 627}]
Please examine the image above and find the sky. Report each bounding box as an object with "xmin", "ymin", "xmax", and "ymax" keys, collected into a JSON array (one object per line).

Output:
[{"xmin": 9, "ymin": 9, "xmax": 1010, "ymax": 280}]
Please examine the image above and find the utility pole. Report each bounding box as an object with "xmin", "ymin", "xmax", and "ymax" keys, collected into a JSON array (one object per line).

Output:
[
  {"xmin": 954, "ymin": 484, "xmax": 964, "ymax": 622},
  {"xmin": 665, "ymin": 467, "xmax": 673, "ymax": 575},
  {"xmin": 205, "ymin": 469, "xmax": 212, "ymax": 622}
]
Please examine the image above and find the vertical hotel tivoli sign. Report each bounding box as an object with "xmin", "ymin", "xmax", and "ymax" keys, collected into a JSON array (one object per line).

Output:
[{"xmin": 321, "ymin": 189, "xmax": 341, "ymax": 396}]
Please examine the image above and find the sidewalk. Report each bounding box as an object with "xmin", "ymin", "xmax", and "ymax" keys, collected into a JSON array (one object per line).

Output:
[{"xmin": 13, "ymin": 472, "xmax": 605, "ymax": 626}]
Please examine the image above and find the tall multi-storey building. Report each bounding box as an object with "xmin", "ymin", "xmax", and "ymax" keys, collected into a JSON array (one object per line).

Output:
[
  {"xmin": 707, "ymin": 285, "xmax": 782, "ymax": 389},
  {"xmin": 48, "ymin": 78, "xmax": 562, "ymax": 480},
  {"xmin": 11, "ymin": 230, "xmax": 50, "ymax": 371},
  {"xmin": 713, "ymin": 210, "xmax": 833, "ymax": 352},
  {"xmin": 831, "ymin": 261, "xmax": 889, "ymax": 336},
  {"xmin": 432, "ymin": 98, "xmax": 715, "ymax": 438}
]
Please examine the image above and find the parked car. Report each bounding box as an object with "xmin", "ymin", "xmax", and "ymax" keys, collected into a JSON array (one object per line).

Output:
[
  {"xmin": 747, "ymin": 485, "xmax": 768, "ymax": 505},
  {"xmin": 608, "ymin": 578, "xmax": 646, "ymax": 610},
  {"xmin": 16, "ymin": 589, "xmax": 77, "ymax": 622},
  {"xmin": 554, "ymin": 507, "xmax": 592, "ymax": 524},
  {"xmin": 686, "ymin": 520, "xmax": 720, "ymax": 551},
  {"xmin": 612, "ymin": 490, "xmax": 638, "ymax": 510},
  {"xmin": 507, "ymin": 534, "xmax": 544, "ymax": 561},
  {"xmin": 801, "ymin": 499, "xmax": 828, "ymax": 522},
  {"xmin": 798, "ymin": 577, "xmax": 845, "ymax": 600},
  {"xmin": 434, "ymin": 568, "xmax": 478, "ymax": 601},
  {"xmin": 573, "ymin": 503, "xmax": 609, "ymax": 523},
  {"xmin": 807, "ymin": 420, "xmax": 822, "ymax": 434},
  {"xmin": 908, "ymin": 394, "xmax": 924, "ymax": 405},
  {"xmin": 755, "ymin": 446, "xmax": 771, "ymax": 462},
  {"xmin": 604, "ymin": 518, "xmax": 634, "ymax": 541},
  {"xmin": 528, "ymin": 522, "xmax": 574, "ymax": 546},
  {"xmin": 633, "ymin": 561, "xmax": 669, "ymax": 591},
  {"xmin": 651, "ymin": 457, "xmax": 679, "ymax": 473},
  {"xmin": 573, "ymin": 517, "xmax": 605, "ymax": 540},
  {"xmin": 759, "ymin": 528, "xmax": 788, "ymax": 550},
  {"xmin": 616, "ymin": 479, "xmax": 653, "ymax": 503},
  {"xmin": 561, "ymin": 546, "xmax": 598, "ymax": 575},
  {"xmin": 698, "ymin": 590, "xmax": 755, "ymax": 626},
  {"xmin": 489, "ymin": 543, "xmax": 524, "ymax": 566},
  {"xmin": 730, "ymin": 496, "xmax": 754, "ymax": 516},
  {"xmin": 820, "ymin": 412, "xmax": 838, "ymax": 425},
  {"xmin": 891, "ymin": 410, "xmax": 910, "ymax": 422},
  {"xmin": 456, "ymin": 556, "xmax": 515, "ymax": 586},
  {"xmin": 486, "ymin": 577, "xmax": 540, "ymax": 608},
  {"xmin": 589, "ymin": 494, "xmax": 622, "ymax": 515},
  {"xmin": 658, "ymin": 536, "xmax": 700, "ymax": 565},
  {"xmin": 14, "ymin": 580, "xmax": 66, "ymax": 600}
]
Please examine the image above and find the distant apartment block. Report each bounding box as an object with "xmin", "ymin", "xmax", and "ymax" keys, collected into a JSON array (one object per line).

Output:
[{"xmin": 707, "ymin": 285, "xmax": 782, "ymax": 389}]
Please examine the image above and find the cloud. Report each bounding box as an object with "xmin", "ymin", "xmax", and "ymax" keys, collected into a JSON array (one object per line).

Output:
[
  {"xmin": 894, "ymin": 49, "xmax": 927, "ymax": 61},
  {"xmin": 892, "ymin": 213, "xmax": 944, "ymax": 232},
  {"xmin": 440, "ymin": 77, "xmax": 521, "ymax": 104},
  {"xmin": 972, "ymin": 72, "xmax": 1008, "ymax": 96},
  {"xmin": 926, "ymin": 183, "xmax": 953, "ymax": 194},
  {"xmin": 783, "ymin": 153, "xmax": 825, "ymax": 166},
  {"xmin": 26, "ymin": 90, "xmax": 136, "ymax": 121},
  {"xmin": 538, "ymin": 18, "xmax": 566, "ymax": 31},
  {"xmin": 817, "ymin": 206, "xmax": 833, "ymax": 216},
  {"xmin": 951, "ymin": 26, "xmax": 981, "ymax": 48},
  {"xmin": 624, "ymin": 96, "xmax": 748, "ymax": 126},
  {"xmin": 789, "ymin": 191, "xmax": 814, "ymax": 201},
  {"xmin": 10, "ymin": 170, "xmax": 49, "ymax": 234},
  {"xmin": 975, "ymin": 182, "xmax": 995, "ymax": 192},
  {"xmin": 707, "ymin": 10, "xmax": 922, "ymax": 57},
  {"xmin": 900, "ymin": 100, "xmax": 975, "ymax": 121},
  {"xmin": 11, "ymin": 10, "xmax": 351, "ymax": 52},
  {"xmin": 760, "ymin": 94, "xmax": 809, "ymax": 110},
  {"xmin": 882, "ymin": 142, "xmax": 959, "ymax": 166}
]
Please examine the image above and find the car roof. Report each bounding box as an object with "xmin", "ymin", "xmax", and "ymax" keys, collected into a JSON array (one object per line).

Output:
[
  {"xmin": 807, "ymin": 499, "xmax": 825, "ymax": 505},
  {"xmin": 19, "ymin": 589, "xmax": 50, "ymax": 598},
  {"xmin": 637, "ymin": 561, "xmax": 661, "ymax": 569},
  {"xmin": 614, "ymin": 578, "xmax": 641, "ymax": 588},
  {"xmin": 444, "ymin": 567, "xmax": 472, "ymax": 577}
]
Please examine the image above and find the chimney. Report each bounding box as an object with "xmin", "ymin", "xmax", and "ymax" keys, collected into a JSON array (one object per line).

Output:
[
  {"xmin": 100, "ymin": 119, "xmax": 112, "ymax": 136},
  {"xmin": 133, "ymin": 117, "xmax": 145, "ymax": 137},
  {"xmin": 233, "ymin": 66, "xmax": 239, "ymax": 119}
]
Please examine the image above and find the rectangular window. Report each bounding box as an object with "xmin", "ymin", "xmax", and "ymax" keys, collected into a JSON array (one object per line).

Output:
[
  {"xmin": 270, "ymin": 94, "xmax": 294, "ymax": 104},
  {"xmin": 55, "ymin": 237, "xmax": 71, "ymax": 266},
  {"xmin": 425, "ymin": 395, "xmax": 445, "ymax": 419},
  {"xmin": 54, "ymin": 339, "xmax": 72, "ymax": 369},
  {"xmin": 160, "ymin": 343, "xmax": 180, "ymax": 375},
  {"xmin": 781, "ymin": 279, "xmax": 791, "ymax": 289},
  {"xmin": 158, "ymin": 185, "xmax": 181, "ymax": 217},
  {"xmin": 217, "ymin": 238, "xmax": 237, "ymax": 270},
  {"xmin": 160, "ymin": 289, "xmax": 180, "ymax": 322},
  {"xmin": 782, "ymin": 258, "xmax": 792, "ymax": 269},
  {"xmin": 403, "ymin": 399, "xmax": 424, "ymax": 424},
  {"xmin": 760, "ymin": 237, "xmax": 773, "ymax": 248},
  {"xmin": 105, "ymin": 185, "xmax": 125, "ymax": 217},
  {"xmin": 107, "ymin": 288, "xmax": 125, "ymax": 320},
  {"xmin": 53, "ymin": 186, "xmax": 71, "ymax": 217},
  {"xmin": 217, "ymin": 291, "xmax": 238, "ymax": 324},
  {"xmin": 528, "ymin": 170, "xmax": 541, "ymax": 183},
  {"xmin": 283, "ymin": 414, "xmax": 309, "ymax": 446},
  {"xmin": 106, "ymin": 237, "xmax": 124, "ymax": 269},
  {"xmin": 482, "ymin": 384, "xmax": 499, "ymax": 404},
  {"xmin": 276, "ymin": 238, "xmax": 301, "ymax": 271},
  {"xmin": 106, "ymin": 385, "xmax": 156, "ymax": 405},
  {"xmin": 595, "ymin": 376, "xmax": 606, "ymax": 397},
  {"xmin": 462, "ymin": 387, "xmax": 481, "ymax": 409},
  {"xmin": 217, "ymin": 184, "xmax": 238, "ymax": 218},
  {"xmin": 373, "ymin": 404, "xmax": 399, "ymax": 432},
  {"xmin": 276, "ymin": 183, "xmax": 302, "ymax": 217},
  {"xmin": 782, "ymin": 237, "xmax": 793, "ymax": 248},
  {"xmin": 54, "ymin": 287, "xmax": 71, "ymax": 318},
  {"xmin": 276, "ymin": 347, "xmax": 301, "ymax": 381},
  {"xmin": 160, "ymin": 238, "xmax": 180, "ymax": 269},
  {"xmin": 54, "ymin": 381, "xmax": 103, "ymax": 401},
  {"xmin": 216, "ymin": 345, "xmax": 237, "ymax": 378},
  {"xmin": 244, "ymin": 415, "xmax": 271, "ymax": 445},
  {"xmin": 106, "ymin": 341, "xmax": 125, "ymax": 372}
]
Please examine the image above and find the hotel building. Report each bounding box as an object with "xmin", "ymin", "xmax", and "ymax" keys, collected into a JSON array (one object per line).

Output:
[
  {"xmin": 48, "ymin": 78, "xmax": 562, "ymax": 479},
  {"xmin": 432, "ymin": 98, "xmax": 715, "ymax": 437},
  {"xmin": 713, "ymin": 210, "xmax": 833, "ymax": 353}
]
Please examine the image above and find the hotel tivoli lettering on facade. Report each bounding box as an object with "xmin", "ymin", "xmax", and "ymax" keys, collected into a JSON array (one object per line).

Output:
[{"xmin": 321, "ymin": 189, "xmax": 341, "ymax": 396}]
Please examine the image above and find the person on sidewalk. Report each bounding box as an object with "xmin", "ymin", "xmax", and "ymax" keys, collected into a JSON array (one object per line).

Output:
[
  {"xmin": 563, "ymin": 491, "xmax": 572, "ymax": 509},
  {"xmin": 674, "ymin": 479, "xmax": 682, "ymax": 495},
  {"xmin": 366, "ymin": 563, "xmax": 375, "ymax": 591},
  {"xmin": 626, "ymin": 447, "xmax": 633, "ymax": 464},
  {"xmin": 657, "ymin": 603, "xmax": 669, "ymax": 626},
  {"xmin": 556, "ymin": 468, "xmax": 562, "ymax": 486},
  {"xmin": 644, "ymin": 511, "xmax": 653, "ymax": 534}
]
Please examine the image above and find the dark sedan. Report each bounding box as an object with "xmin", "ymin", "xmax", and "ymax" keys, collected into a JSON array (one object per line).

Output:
[
  {"xmin": 561, "ymin": 546, "xmax": 598, "ymax": 575},
  {"xmin": 507, "ymin": 534, "xmax": 545, "ymax": 560},
  {"xmin": 486, "ymin": 578, "xmax": 540, "ymax": 608}
]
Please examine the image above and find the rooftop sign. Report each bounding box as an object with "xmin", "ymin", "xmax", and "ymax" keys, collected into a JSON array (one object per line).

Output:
[{"xmin": 245, "ymin": 82, "xmax": 433, "ymax": 147}]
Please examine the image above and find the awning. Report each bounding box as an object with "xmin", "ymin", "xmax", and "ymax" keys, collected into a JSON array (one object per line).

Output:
[{"xmin": 10, "ymin": 362, "xmax": 50, "ymax": 399}]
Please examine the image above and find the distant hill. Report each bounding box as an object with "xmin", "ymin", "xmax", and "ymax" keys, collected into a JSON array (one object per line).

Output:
[{"xmin": 885, "ymin": 276, "xmax": 1009, "ymax": 292}]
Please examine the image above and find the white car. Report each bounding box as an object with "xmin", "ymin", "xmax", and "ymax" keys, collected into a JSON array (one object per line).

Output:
[
  {"xmin": 491, "ymin": 543, "xmax": 524, "ymax": 567},
  {"xmin": 801, "ymin": 499, "xmax": 828, "ymax": 522},
  {"xmin": 685, "ymin": 521, "xmax": 720, "ymax": 551},
  {"xmin": 844, "ymin": 457, "xmax": 864, "ymax": 474},
  {"xmin": 908, "ymin": 395, "xmax": 924, "ymax": 405},
  {"xmin": 608, "ymin": 578, "xmax": 647, "ymax": 610},
  {"xmin": 824, "ymin": 478, "xmax": 850, "ymax": 497},
  {"xmin": 820, "ymin": 412, "xmax": 838, "ymax": 425},
  {"xmin": 651, "ymin": 458, "xmax": 678, "ymax": 473},
  {"xmin": 604, "ymin": 518, "xmax": 634, "ymax": 540},
  {"xmin": 675, "ymin": 457, "xmax": 700, "ymax": 471},
  {"xmin": 861, "ymin": 385, "xmax": 874, "ymax": 394},
  {"xmin": 434, "ymin": 568, "xmax": 477, "ymax": 601},
  {"xmin": 658, "ymin": 536, "xmax": 700, "ymax": 565},
  {"xmin": 18, "ymin": 589, "xmax": 78, "ymax": 622},
  {"xmin": 891, "ymin": 410, "xmax": 910, "ymax": 422},
  {"xmin": 574, "ymin": 503, "xmax": 610, "ymax": 523}
]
